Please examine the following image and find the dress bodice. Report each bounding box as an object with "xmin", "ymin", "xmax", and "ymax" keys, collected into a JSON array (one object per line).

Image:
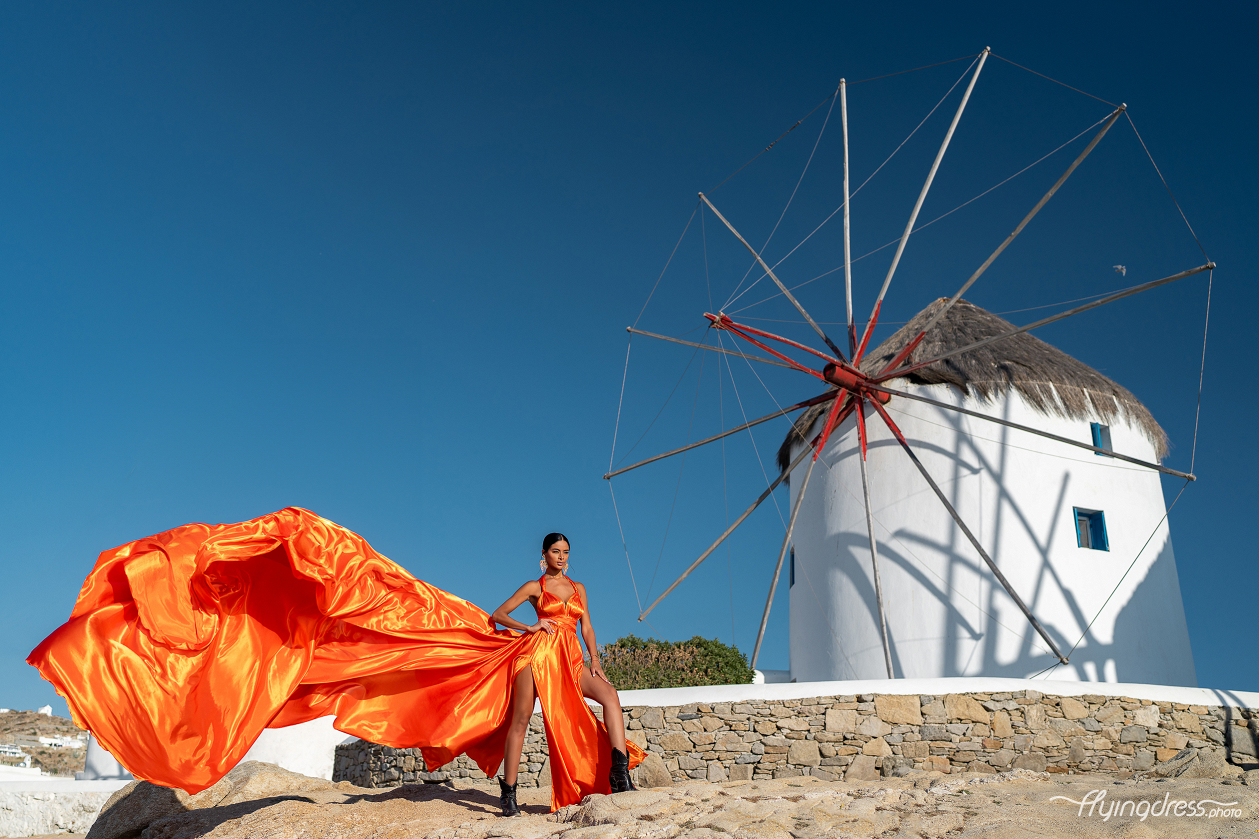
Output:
[{"xmin": 535, "ymin": 575, "xmax": 583, "ymax": 627}]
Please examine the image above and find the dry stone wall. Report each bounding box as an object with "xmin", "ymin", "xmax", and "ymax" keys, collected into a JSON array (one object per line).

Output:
[{"xmin": 334, "ymin": 690, "xmax": 1258, "ymax": 788}]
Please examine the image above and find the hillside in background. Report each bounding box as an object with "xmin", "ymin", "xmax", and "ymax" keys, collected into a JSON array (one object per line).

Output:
[{"xmin": 0, "ymin": 709, "xmax": 87, "ymax": 776}]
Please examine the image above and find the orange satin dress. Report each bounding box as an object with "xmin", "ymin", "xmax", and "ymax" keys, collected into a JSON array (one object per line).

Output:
[{"xmin": 26, "ymin": 507, "xmax": 642, "ymax": 811}]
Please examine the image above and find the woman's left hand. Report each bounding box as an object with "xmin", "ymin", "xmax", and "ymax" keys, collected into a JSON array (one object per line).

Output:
[{"xmin": 590, "ymin": 664, "xmax": 612, "ymax": 684}]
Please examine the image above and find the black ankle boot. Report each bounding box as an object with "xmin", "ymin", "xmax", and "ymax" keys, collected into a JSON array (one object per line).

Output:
[
  {"xmin": 499, "ymin": 777, "xmax": 521, "ymax": 816},
  {"xmin": 609, "ymin": 747, "xmax": 637, "ymax": 793}
]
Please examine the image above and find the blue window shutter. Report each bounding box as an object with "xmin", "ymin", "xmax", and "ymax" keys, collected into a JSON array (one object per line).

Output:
[
  {"xmin": 1074, "ymin": 508, "xmax": 1108, "ymax": 550},
  {"xmin": 1093, "ymin": 512, "xmax": 1109, "ymax": 551},
  {"xmin": 1091, "ymin": 423, "xmax": 1112, "ymax": 456}
]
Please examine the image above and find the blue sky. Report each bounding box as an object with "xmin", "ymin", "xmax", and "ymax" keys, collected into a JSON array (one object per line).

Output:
[{"xmin": 3, "ymin": 1, "xmax": 1255, "ymax": 715}]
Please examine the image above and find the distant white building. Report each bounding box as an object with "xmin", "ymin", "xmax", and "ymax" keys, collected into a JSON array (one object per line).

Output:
[
  {"xmin": 782, "ymin": 299, "xmax": 1196, "ymax": 686},
  {"xmin": 37, "ymin": 705, "xmax": 52, "ymax": 716},
  {"xmin": 39, "ymin": 736, "xmax": 85, "ymax": 749}
]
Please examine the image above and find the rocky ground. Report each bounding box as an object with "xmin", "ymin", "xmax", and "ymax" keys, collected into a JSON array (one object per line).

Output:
[
  {"xmin": 0, "ymin": 711, "xmax": 87, "ymax": 777},
  {"xmin": 20, "ymin": 760, "xmax": 1254, "ymax": 839}
]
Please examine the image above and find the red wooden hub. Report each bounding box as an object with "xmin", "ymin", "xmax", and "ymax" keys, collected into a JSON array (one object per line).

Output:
[{"xmin": 706, "ymin": 312, "xmax": 893, "ymax": 462}]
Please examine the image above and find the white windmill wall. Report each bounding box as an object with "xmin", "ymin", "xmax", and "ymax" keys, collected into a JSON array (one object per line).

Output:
[{"xmin": 786, "ymin": 382, "xmax": 1196, "ymax": 686}]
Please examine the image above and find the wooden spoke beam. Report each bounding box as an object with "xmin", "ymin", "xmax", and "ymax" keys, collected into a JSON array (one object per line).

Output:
[
  {"xmin": 875, "ymin": 105, "xmax": 1128, "ymax": 378},
  {"xmin": 856, "ymin": 403, "xmax": 895, "ymax": 678},
  {"xmin": 855, "ymin": 49, "xmax": 989, "ymax": 362},
  {"xmin": 698, "ymin": 193, "xmax": 850, "ymax": 365},
  {"xmin": 604, "ymin": 391, "xmax": 838, "ymax": 480},
  {"xmin": 841, "ymin": 78, "xmax": 855, "ymax": 357},
  {"xmin": 875, "ymin": 263, "xmax": 1215, "ymax": 383},
  {"xmin": 865, "ymin": 383, "xmax": 1194, "ymax": 480},
  {"xmin": 638, "ymin": 401, "xmax": 854, "ymax": 622},
  {"xmin": 627, "ymin": 327, "xmax": 795, "ymax": 370}
]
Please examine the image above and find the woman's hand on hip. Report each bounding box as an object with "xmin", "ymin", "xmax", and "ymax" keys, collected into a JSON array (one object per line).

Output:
[{"xmin": 528, "ymin": 619, "xmax": 557, "ymax": 635}]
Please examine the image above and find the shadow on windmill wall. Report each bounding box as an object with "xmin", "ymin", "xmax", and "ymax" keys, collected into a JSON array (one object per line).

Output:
[
  {"xmin": 817, "ymin": 475, "xmax": 1197, "ymax": 684},
  {"xmin": 919, "ymin": 539, "xmax": 1197, "ymax": 686},
  {"xmin": 1106, "ymin": 541, "xmax": 1197, "ymax": 687}
]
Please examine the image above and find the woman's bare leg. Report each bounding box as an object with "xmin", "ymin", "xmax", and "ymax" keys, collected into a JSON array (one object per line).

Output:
[
  {"xmin": 503, "ymin": 665, "xmax": 536, "ymax": 785},
  {"xmin": 580, "ymin": 667, "xmax": 627, "ymax": 752}
]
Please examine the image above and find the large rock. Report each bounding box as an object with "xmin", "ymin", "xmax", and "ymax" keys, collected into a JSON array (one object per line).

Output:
[
  {"xmin": 1152, "ymin": 747, "xmax": 1230, "ymax": 779},
  {"xmin": 639, "ymin": 708, "xmax": 664, "ymax": 730},
  {"xmin": 1171, "ymin": 710, "xmax": 1202, "ymax": 733},
  {"xmin": 1058, "ymin": 698, "xmax": 1090, "ymax": 720},
  {"xmin": 633, "ymin": 753, "xmax": 672, "ymax": 788},
  {"xmin": 844, "ymin": 755, "xmax": 880, "ymax": 781},
  {"xmin": 944, "ymin": 695, "xmax": 989, "ymax": 724},
  {"xmin": 87, "ymin": 761, "xmax": 338, "ymax": 839},
  {"xmin": 875, "ymin": 695, "xmax": 922, "ymax": 725},
  {"xmin": 212, "ymin": 761, "xmax": 337, "ymax": 806},
  {"xmin": 788, "ymin": 740, "xmax": 821, "ymax": 766},
  {"xmin": 1012, "ymin": 752, "xmax": 1047, "ymax": 772},
  {"xmin": 990, "ymin": 749, "xmax": 1016, "ymax": 768},
  {"xmin": 87, "ymin": 778, "xmax": 224, "ymax": 839},
  {"xmin": 880, "ymin": 756, "xmax": 915, "ymax": 778},
  {"xmin": 559, "ymin": 790, "xmax": 671, "ymax": 826},
  {"xmin": 825, "ymin": 709, "xmax": 857, "ymax": 733},
  {"xmin": 1120, "ymin": 725, "xmax": 1148, "ymax": 743},
  {"xmin": 1228, "ymin": 725, "xmax": 1258, "ymax": 759},
  {"xmin": 856, "ymin": 715, "xmax": 891, "ymax": 737},
  {"xmin": 1023, "ymin": 705, "xmax": 1047, "ymax": 731},
  {"xmin": 860, "ymin": 738, "xmax": 891, "ymax": 758}
]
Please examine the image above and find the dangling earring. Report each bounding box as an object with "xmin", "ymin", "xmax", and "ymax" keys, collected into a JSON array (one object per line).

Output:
[{"xmin": 539, "ymin": 558, "xmax": 547, "ymax": 573}]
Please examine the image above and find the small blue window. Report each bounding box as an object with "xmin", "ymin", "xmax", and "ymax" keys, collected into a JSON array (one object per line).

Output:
[
  {"xmin": 789, "ymin": 547, "xmax": 795, "ymax": 587},
  {"xmin": 1090, "ymin": 422, "xmax": 1112, "ymax": 456},
  {"xmin": 1074, "ymin": 508, "xmax": 1108, "ymax": 551}
]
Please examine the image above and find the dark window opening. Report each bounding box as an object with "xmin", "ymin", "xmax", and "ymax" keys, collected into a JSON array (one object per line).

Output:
[
  {"xmin": 1090, "ymin": 422, "xmax": 1113, "ymax": 456},
  {"xmin": 1074, "ymin": 508, "xmax": 1108, "ymax": 551},
  {"xmin": 789, "ymin": 547, "xmax": 795, "ymax": 587}
]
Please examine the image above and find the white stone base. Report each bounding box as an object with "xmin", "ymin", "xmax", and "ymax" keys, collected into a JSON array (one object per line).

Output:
[
  {"xmin": 0, "ymin": 780, "xmax": 131, "ymax": 838},
  {"xmin": 617, "ymin": 677, "xmax": 1259, "ymax": 710}
]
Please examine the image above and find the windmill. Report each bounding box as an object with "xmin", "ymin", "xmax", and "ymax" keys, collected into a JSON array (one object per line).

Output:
[{"xmin": 604, "ymin": 49, "xmax": 1212, "ymax": 684}]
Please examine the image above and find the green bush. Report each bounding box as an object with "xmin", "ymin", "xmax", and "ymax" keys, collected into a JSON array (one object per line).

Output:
[{"xmin": 596, "ymin": 635, "xmax": 754, "ymax": 690}]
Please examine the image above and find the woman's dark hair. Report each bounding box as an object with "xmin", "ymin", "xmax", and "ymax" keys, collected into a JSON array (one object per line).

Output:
[{"xmin": 542, "ymin": 532, "xmax": 570, "ymax": 552}]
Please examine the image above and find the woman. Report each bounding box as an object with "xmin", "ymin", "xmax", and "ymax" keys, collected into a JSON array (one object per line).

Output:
[
  {"xmin": 27, "ymin": 507, "xmax": 643, "ymax": 813},
  {"xmin": 489, "ymin": 533, "xmax": 636, "ymax": 816}
]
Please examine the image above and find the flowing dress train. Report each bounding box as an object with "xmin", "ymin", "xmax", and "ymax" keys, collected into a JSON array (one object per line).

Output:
[{"xmin": 26, "ymin": 507, "xmax": 643, "ymax": 811}]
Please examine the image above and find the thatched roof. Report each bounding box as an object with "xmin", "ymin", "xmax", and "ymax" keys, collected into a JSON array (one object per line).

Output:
[{"xmin": 776, "ymin": 298, "xmax": 1168, "ymax": 471}]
